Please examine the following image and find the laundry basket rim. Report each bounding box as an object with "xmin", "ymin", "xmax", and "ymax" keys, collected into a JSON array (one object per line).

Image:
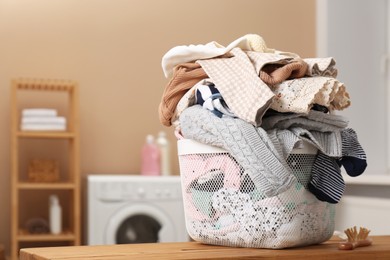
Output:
[{"xmin": 177, "ymin": 138, "xmax": 318, "ymax": 155}]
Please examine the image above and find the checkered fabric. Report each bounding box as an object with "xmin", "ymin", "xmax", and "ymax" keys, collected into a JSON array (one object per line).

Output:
[{"xmin": 197, "ymin": 48, "xmax": 275, "ymax": 127}]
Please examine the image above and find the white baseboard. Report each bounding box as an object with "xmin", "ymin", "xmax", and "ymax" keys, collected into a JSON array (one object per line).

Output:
[{"xmin": 335, "ymin": 195, "xmax": 390, "ymax": 235}]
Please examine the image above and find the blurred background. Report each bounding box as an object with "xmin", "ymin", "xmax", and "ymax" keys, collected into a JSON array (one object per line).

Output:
[{"xmin": 1, "ymin": 0, "xmax": 389, "ymax": 258}]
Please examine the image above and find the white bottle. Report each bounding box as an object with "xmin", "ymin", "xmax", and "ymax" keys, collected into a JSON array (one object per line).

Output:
[
  {"xmin": 49, "ymin": 195, "xmax": 62, "ymax": 234},
  {"xmin": 156, "ymin": 131, "xmax": 171, "ymax": 176}
]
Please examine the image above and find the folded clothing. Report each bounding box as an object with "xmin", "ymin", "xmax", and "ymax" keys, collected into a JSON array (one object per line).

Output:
[
  {"xmin": 21, "ymin": 124, "xmax": 66, "ymax": 131},
  {"xmin": 22, "ymin": 108, "xmax": 57, "ymax": 117},
  {"xmin": 270, "ymin": 77, "xmax": 350, "ymax": 114},
  {"xmin": 304, "ymin": 57, "xmax": 338, "ymax": 78},
  {"xmin": 20, "ymin": 108, "xmax": 67, "ymax": 131},
  {"xmin": 21, "ymin": 116, "xmax": 66, "ymax": 125}
]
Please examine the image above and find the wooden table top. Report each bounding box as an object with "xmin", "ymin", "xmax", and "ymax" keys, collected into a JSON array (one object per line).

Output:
[{"xmin": 20, "ymin": 236, "xmax": 390, "ymax": 260}]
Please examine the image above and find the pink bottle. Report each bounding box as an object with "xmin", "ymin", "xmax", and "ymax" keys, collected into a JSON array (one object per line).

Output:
[{"xmin": 141, "ymin": 134, "xmax": 161, "ymax": 176}]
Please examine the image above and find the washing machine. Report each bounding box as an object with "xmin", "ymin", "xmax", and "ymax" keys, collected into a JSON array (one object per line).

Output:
[{"xmin": 87, "ymin": 175, "xmax": 189, "ymax": 245}]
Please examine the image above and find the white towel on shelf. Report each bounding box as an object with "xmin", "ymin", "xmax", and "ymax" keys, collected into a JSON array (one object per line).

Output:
[
  {"xmin": 21, "ymin": 116, "xmax": 66, "ymax": 125},
  {"xmin": 20, "ymin": 108, "xmax": 67, "ymax": 131},
  {"xmin": 22, "ymin": 108, "xmax": 57, "ymax": 117},
  {"xmin": 21, "ymin": 123, "xmax": 66, "ymax": 131}
]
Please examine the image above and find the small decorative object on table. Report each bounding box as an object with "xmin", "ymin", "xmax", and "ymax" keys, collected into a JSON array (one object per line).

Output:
[
  {"xmin": 338, "ymin": 226, "xmax": 373, "ymax": 250},
  {"xmin": 28, "ymin": 159, "xmax": 60, "ymax": 182}
]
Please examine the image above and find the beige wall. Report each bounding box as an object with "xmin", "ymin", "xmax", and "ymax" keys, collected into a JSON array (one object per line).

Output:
[{"xmin": 0, "ymin": 0, "xmax": 315, "ymax": 255}]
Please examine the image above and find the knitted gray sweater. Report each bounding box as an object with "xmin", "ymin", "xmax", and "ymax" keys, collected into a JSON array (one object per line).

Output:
[{"xmin": 180, "ymin": 105, "xmax": 295, "ymax": 198}]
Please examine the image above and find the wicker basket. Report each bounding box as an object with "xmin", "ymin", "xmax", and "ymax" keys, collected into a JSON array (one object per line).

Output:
[
  {"xmin": 177, "ymin": 138, "xmax": 335, "ymax": 249},
  {"xmin": 28, "ymin": 159, "xmax": 60, "ymax": 183}
]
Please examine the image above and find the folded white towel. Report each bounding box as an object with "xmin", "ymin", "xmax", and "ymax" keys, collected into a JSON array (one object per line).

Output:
[
  {"xmin": 21, "ymin": 116, "xmax": 66, "ymax": 125},
  {"xmin": 21, "ymin": 123, "xmax": 66, "ymax": 131},
  {"xmin": 22, "ymin": 108, "xmax": 57, "ymax": 117}
]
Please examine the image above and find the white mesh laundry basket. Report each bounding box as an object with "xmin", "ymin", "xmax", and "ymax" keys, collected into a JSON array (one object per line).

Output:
[{"xmin": 177, "ymin": 138, "xmax": 335, "ymax": 249}]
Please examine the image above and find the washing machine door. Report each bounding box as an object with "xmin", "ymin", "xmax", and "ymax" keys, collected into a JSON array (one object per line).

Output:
[{"xmin": 105, "ymin": 204, "xmax": 177, "ymax": 244}]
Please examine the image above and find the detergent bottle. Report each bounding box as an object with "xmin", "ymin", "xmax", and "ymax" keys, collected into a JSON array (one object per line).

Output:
[{"xmin": 141, "ymin": 134, "xmax": 160, "ymax": 176}]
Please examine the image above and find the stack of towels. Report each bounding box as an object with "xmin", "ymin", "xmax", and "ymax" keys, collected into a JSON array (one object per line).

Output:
[{"xmin": 21, "ymin": 108, "xmax": 67, "ymax": 131}]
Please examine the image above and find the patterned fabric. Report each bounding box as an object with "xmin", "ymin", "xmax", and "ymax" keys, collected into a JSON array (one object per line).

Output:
[
  {"xmin": 308, "ymin": 152, "xmax": 345, "ymax": 204},
  {"xmin": 195, "ymin": 82, "xmax": 235, "ymax": 118},
  {"xmin": 197, "ymin": 48, "xmax": 275, "ymax": 127},
  {"xmin": 181, "ymin": 153, "xmax": 241, "ymax": 220},
  {"xmin": 179, "ymin": 165, "xmax": 335, "ymax": 249},
  {"xmin": 180, "ymin": 105, "xmax": 295, "ymax": 198},
  {"xmin": 270, "ymin": 77, "xmax": 351, "ymax": 114},
  {"xmin": 304, "ymin": 57, "xmax": 338, "ymax": 78},
  {"xmin": 339, "ymin": 128, "xmax": 367, "ymax": 176},
  {"xmin": 172, "ymin": 79, "xmax": 236, "ymax": 128}
]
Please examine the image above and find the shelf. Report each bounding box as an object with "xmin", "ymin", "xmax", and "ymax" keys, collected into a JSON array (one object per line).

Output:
[
  {"xmin": 11, "ymin": 78, "xmax": 81, "ymax": 260},
  {"xmin": 17, "ymin": 182, "xmax": 76, "ymax": 190},
  {"xmin": 17, "ymin": 131, "xmax": 75, "ymax": 139},
  {"xmin": 15, "ymin": 79, "xmax": 76, "ymax": 92},
  {"xmin": 18, "ymin": 230, "xmax": 75, "ymax": 242}
]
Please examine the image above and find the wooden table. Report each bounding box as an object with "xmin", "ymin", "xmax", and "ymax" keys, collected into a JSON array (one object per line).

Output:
[{"xmin": 20, "ymin": 236, "xmax": 390, "ymax": 260}]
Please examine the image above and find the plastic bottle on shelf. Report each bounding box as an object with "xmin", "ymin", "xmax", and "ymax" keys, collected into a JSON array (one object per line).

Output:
[
  {"xmin": 49, "ymin": 195, "xmax": 62, "ymax": 234},
  {"xmin": 156, "ymin": 131, "xmax": 171, "ymax": 176},
  {"xmin": 141, "ymin": 134, "xmax": 161, "ymax": 176}
]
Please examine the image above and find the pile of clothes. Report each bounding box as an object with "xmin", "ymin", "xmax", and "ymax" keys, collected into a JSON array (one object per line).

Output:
[{"xmin": 159, "ymin": 34, "xmax": 367, "ymax": 248}]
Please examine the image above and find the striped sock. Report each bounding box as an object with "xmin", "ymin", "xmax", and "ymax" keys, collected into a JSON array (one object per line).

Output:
[
  {"xmin": 308, "ymin": 152, "xmax": 345, "ymax": 204},
  {"xmin": 339, "ymin": 128, "xmax": 367, "ymax": 177},
  {"xmin": 195, "ymin": 83, "xmax": 235, "ymax": 118}
]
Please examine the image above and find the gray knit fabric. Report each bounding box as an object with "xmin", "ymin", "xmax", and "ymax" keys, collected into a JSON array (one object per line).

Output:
[
  {"xmin": 266, "ymin": 126, "xmax": 341, "ymax": 160},
  {"xmin": 179, "ymin": 105, "xmax": 295, "ymax": 198},
  {"xmin": 261, "ymin": 110, "xmax": 349, "ymax": 132},
  {"xmin": 290, "ymin": 127, "xmax": 342, "ymax": 157},
  {"xmin": 268, "ymin": 129, "xmax": 302, "ymax": 159}
]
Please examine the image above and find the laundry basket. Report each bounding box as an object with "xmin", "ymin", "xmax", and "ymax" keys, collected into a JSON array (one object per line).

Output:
[{"xmin": 177, "ymin": 138, "xmax": 335, "ymax": 249}]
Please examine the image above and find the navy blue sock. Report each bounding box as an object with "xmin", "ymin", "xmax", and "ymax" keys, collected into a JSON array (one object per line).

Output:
[
  {"xmin": 308, "ymin": 152, "xmax": 345, "ymax": 204},
  {"xmin": 339, "ymin": 128, "xmax": 367, "ymax": 177}
]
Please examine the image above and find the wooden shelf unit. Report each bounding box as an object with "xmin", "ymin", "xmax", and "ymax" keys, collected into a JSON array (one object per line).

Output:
[
  {"xmin": 16, "ymin": 131, "xmax": 76, "ymax": 139},
  {"xmin": 10, "ymin": 78, "xmax": 81, "ymax": 260},
  {"xmin": 17, "ymin": 182, "xmax": 77, "ymax": 190},
  {"xmin": 17, "ymin": 230, "xmax": 76, "ymax": 242}
]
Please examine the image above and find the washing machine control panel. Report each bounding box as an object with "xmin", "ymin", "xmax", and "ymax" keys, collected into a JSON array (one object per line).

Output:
[{"xmin": 95, "ymin": 177, "xmax": 182, "ymax": 202}]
